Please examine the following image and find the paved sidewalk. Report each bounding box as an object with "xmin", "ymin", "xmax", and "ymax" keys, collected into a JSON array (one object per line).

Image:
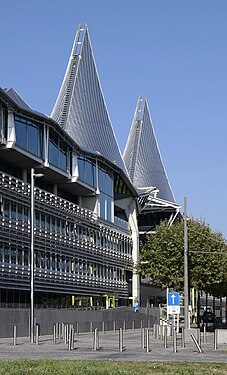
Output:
[{"xmin": 0, "ymin": 330, "xmax": 227, "ymax": 363}]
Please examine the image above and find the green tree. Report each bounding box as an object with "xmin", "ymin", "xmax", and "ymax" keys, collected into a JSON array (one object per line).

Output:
[{"xmin": 139, "ymin": 219, "xmax": 227, "ymax": 296}]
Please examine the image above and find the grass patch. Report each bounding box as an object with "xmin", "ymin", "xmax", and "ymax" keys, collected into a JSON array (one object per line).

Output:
[{"xmin": 0, "ymin": 360, "xmax": 226, "ymax": 375}]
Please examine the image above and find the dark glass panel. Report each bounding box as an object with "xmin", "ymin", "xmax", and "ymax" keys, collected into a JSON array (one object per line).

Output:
[
  {"xmin": 84, "ymin": 159, "xmax": 93, "ymax": 186},
  {"xmin": 59, "ymin": 141, "xmax": 67, "ymax": 171},
  {"xmin": 41, "ymin": 213, "xmax": 45, "ymax": 228},
  {"xmin": 24, "ymin": 250, "xmax": 28, "ymax": 266},
  {"xmin": 11, "ymin": 202, "xmax": 16, "ymax": 220},
  {"xmin": 106, "ymin": 173, "xmax": 113, "ymax": 197},
  {"xmin": 3, "ymin": 199, "xmax": 10, "ymax": 217},
  {"xmin": 18, "ymin": 204, "xmax": 23, "ymax": 221},
  {"xmin": 49, "ymin": 132, "xmax": 59, "ymax": 167},
  {"xmin": 27, "ymin": 123, "xmax": 39, "ymax": 155},
  {"xmin": 78, "ymin": 157, "xmax": 84, "ymax": 181},
  {"xmin": 11, "ymin": 247, "xmax": 16, "ymax": 264},
  {"xmin": 99, "ymin": 169, "xmax": 106, "ymax": 193},
  {"xmin": 15, "ymin": 120, "xmax": 26, "ymax": 149},
  {"xmin": 24, "ymin": 207, "xmax": 28, "ymax": 223},
  {"xmin": 59, "ymin": 149, "xmax": 67, "ymax": 171},
  {"xmin": 0, "ymin": 244, "xmax": 3, "ymax": 262},
  {"xmin": 40, "ymin": 252, "xmax": 45, "ymax": 268},
  {"xmin": 18, "ymin": 248, "xmax": 22, "ymax": 265}
]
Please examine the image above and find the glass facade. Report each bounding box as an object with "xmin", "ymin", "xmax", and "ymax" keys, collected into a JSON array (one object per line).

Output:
[
  {"xmin": 15, "ymin": 116, "xmax": 43, "ymax": 157},
  {"xmin": 98, "ymin": 167, "xmax": 113, "ymax": 222},
  {"xmin": 49, "ymin": 130, "xmax": 69, "ymax": 172},
  {"xmin": 77, "ymin": 156, "xmax": 96, "ymax": 187}
]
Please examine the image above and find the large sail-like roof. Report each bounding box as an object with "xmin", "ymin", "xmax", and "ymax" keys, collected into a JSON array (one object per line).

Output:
[
  {"xmin": 123, "ymin": 97, "xmax": 175, "ymax": 203},
  {"xmin": 51, "ymin": 25, "xmax": 126, "ymax": 173}
]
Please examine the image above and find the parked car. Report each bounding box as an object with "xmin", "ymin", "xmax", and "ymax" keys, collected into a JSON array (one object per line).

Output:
[{"xmin": 202, "ymin": 310, "xmax": 215, "ymax": 323}]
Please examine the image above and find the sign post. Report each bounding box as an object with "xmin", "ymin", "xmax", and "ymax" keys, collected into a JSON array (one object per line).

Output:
[{"xmin": 167, "ymin": 292, "xmax": 180, "ymax": 315}]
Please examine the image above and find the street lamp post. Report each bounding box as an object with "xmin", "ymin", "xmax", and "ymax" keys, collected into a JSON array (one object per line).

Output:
[
  {"xmin": 30, "ymin": 168, "xmax": 43, "ymax": 344},
  {"xmin": 184, "ymin": 196, "xmax": 189, "ymax": 329}
]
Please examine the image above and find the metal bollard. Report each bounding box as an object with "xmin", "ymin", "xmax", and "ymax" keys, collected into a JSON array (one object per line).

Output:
[
  {"xmin": 146, "ymin": 329, "xmax": 150, "ymax": 352},
  {"xmin": 68, "ymin": 326, "xmax": 72, "ymax": 351},
  {"xmin": 113, "ymin": 320, "xmax": 116, "ymax": 333},
  {"xmin": 71, "ymin": 328, "xmax": 75, "ymax": 350},
  {"xmin": 76, "ymin": 322, "xmax": 79, "ymax": 336},
  {"xmin": 140, "ymin": 320, "xmax": 143, "ymax": 329},
  {"xmin": 132, "ymin": 320, "xmax": 135, "ymax": 331},
  {"xmin": 181, "ymin": 327, "xmax": 185, "ymax": 348},
  {"xmin": 157, "ymin": 325, "xmax": 160, "ymax": 339},
  {"xmin": 173, "ymin": 328, "xmax": 177, "ymax": 353},
  {"xmin": 102, "ymin": 321, "xmax": 105, "ymax": 333},
  {"xmin": 153, "ymin": 324, "xmax": 156, "ymax": 338},
  {"xmin": 35, "ymin": 325, "xmax": 39, "ymax": 346},
  {"xmin": 67, "ymin": 324, "xmax": 70, "ymax": 343},
  {"xmin": 141, "ymin": 327, "xmax": 146, "ymax": 349},
  {"xmin": 119, "ymin": 328, "xmax": 123, "ymax": 352},
  {"xmin": 197, "ymin": 330, "xmax": 201, "ymax": 347},
  {"xmin": 90, "ymin": 321, "xmax": 93, "ymax": 334},
  {"xmin": 203, "ymin": 324, "xmax": 206, "ymax": 343},
  {"xmin": 13, "ymin": 325, "xmax": 17, "ymax": 346},
  {"xmin": 164, "ymin": 326, "xmax": 168, "ymax": 348},
  {"xmin": 69, "ymin": 326, "xmax": 74, "ymax": 351},
  {"xmin": 123, "ymin": 320, "xmax": 126, "ymax": 331},
  {"xmin": 53, "ymin": 325, "xmax": 56, "ymax": 344},
  {"xmin": 93, "ymin": 328, "xmax": 99, "ymax": 351},
  {"xmin": 214, "ymin": 329, "xmax": 218, "ymax": 350},
  {"xmin": 56, "ymin": 322, "xmax": 59, "ymax": 339},
  {"xmin": 62, "ymin": 323, "xmax": 65, "ymax": 341},
  {"xmin": 61, "ymin": 322, "xmax": 64, "ymax": 339},
  {"xmin": 160, "ymin": 324, "xmax": 163, "ymax": 340},
  {"xmin": 64, "ymin": 325, "xmax": 67, "ymax": 344}
]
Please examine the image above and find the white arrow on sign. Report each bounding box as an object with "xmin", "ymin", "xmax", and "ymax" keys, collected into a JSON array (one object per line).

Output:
[{"xmin": 171, "ymin": 294, "xmax": 176, "ymax": 304}]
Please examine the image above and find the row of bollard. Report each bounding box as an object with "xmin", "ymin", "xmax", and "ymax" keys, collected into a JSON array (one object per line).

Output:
[
  {"xmin": 54, "ymin": 319, "xmax": 150, "ymax": 335},
  {"xmin": 11, "ymin": 321, "xmax": 219, "ymax": 353},
  {"xmin": 153, "ymin": 322, "xmax": 219, "ymax": 354}
]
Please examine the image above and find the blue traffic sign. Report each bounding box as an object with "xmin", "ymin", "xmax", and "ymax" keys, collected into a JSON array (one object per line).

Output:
[
  {"xmin": 134, "ymin": 301, "xmax": 139, "ymax": 311},
  {"xmin": 168, "ymin": 292, "xmax": 180, "ymax": 306}
]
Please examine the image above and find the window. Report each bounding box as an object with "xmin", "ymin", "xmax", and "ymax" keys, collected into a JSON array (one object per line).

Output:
[
  {"xmin": 15, "ymin": 116, "xmax": 43, "ymax": 157},
  {"xmin": 98, "ymin": 167, "xmax": 113, "ymax": 221},
  {"xmin": 49, "ymin": 130, "xmax": 69, "ymax": 172},
  {"xmin": 77, "ymin": 156, "xmax": 96, "ymax": 187}
]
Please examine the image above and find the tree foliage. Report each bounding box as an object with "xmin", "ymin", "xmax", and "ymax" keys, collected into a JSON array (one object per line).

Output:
[{"xmin": 139, "ymin": 219, "xmax": 227, "ymax": 296}]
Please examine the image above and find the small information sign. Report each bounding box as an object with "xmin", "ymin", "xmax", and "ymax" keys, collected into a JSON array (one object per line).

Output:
[{"xmin": 167, "ymin": 292, "xmax": 180, "ymax": 315}]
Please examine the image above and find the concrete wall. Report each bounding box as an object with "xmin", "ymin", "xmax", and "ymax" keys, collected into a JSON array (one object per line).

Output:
[{"xmin": 0, "ymin": 306, "xmax": 160, "ymax": 338}]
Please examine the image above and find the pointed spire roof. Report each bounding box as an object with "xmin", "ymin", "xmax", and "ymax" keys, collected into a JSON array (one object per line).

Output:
[
  {"xmin": 51, "ymin": 25, "xmax": 126, "ymax": 173},
  {"xmin": 123, "ymin": 97, "xmax": 175, "ymax": 203}
]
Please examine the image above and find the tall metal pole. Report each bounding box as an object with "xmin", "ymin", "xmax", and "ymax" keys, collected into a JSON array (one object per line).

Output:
[
  {"xmin": 30, "ymin": 168, "xmax": 35, "ymax": 343},
  {"xmin": 184, "ymin": 196, "xmax": 189, "ymax": 329}
]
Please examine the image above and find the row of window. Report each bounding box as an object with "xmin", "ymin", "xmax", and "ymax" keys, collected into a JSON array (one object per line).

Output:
[
  {"xmin": 0, "ymin": 245, "xmax": 126, "ymax": 282},
  {"xmin": 15, "ymin": 116, "xmax": 70, "ymax": 172},
  {"xmin": 14, "ymin": 115, "xmax": 115, "ymax": 200},
  {"xmin": 14, "ymin": 115, "xmax": 118, "ymax": 223},
  {"xmin": 13, "ymin": 114, "xmax": 133, "ymax": 226},
  {"xmin": 2, "ymin": 199, "xmax": 132, "ymax": 255}
]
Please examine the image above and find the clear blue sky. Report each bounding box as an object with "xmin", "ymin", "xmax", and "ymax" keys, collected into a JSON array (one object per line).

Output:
[{"xmin": 1, "ymin": 0, "xmax": 227, "ymax": 238}]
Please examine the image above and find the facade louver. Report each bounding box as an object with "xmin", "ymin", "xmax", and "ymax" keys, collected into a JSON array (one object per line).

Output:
[
  {"xmin": 123, "ymin": 97, "xmax": 175, "ymax": 203},
  {"xmin": 51, "ymin": 25, "xmax": 126, "ymax": 174}
]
